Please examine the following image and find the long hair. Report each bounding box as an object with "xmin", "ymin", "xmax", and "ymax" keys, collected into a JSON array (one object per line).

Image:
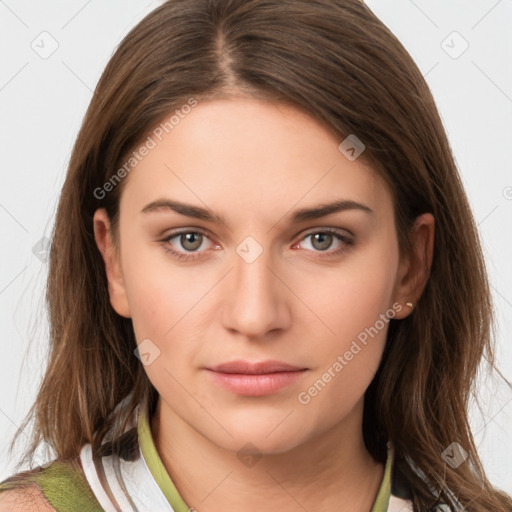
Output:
[{"xmin": 5, "ymin": 1, "xmax": 511, "ymax": 510}]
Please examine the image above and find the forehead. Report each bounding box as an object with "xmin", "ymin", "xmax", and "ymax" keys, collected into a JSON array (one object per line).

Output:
[{"xmin": 119, "ymin": 98, "xmax": 392, "ymax": 225}]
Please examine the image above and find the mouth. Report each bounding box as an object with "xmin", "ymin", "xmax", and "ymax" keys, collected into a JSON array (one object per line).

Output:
[{"xmin": 205, "ymin": 360, "xmax": 309, "ymax": 396}]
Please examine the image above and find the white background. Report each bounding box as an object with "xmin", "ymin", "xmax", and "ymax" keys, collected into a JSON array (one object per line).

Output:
[{"xmin": 1, "ymin": 0, "xmax": 511, "ymax": 495}]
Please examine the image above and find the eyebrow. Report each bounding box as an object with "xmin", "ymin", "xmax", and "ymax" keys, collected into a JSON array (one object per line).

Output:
[{"xmin": 140, "ymin": 198, "xmax": 374, "ymax": 224}]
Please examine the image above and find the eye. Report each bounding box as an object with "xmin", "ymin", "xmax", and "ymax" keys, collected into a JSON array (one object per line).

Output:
[
  {"xmin": 160, "ymin": 227, "xmax": 353, "ymax": 262},
  {"xmin": 295, "ymin": 228, "xmax": 353, "ymax": 256},
  {"xmin": 160, "ymin": 229, "xmax": 218, "ymax": 261}
]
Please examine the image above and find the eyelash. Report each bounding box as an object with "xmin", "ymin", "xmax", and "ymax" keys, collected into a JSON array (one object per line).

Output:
[{"xmin": 159, "ymin": 228, "xmax": 354, "ymax": 262}]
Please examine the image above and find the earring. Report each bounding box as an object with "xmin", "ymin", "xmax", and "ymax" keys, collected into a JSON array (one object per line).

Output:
[{"xmin": 406, "ymin": 302, "xmax": 413, "ymax": 308}]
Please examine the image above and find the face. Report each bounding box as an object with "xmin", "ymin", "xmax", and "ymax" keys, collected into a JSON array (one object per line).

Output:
[{"xmin": 94, "ymin": 97, "xmax": 428, "ymax": 455}]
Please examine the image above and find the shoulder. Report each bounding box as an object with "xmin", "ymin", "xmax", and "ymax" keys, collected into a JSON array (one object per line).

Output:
[
  {"xmin": 0, "ymin": 485, "xmax": 55, "ymax": 511},
  {"xmin": 0, "ymin": 459, "xmax": 103, "ymax": 512}
]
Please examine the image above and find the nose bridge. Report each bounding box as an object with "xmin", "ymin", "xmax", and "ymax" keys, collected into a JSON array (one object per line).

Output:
[
  {"xmin": 222, "ymin": 235, "xmax": 287, "ymax": 337},
  {"xmin": 234, "ymin": 244, "xmax": 274, "ymax": 298}
]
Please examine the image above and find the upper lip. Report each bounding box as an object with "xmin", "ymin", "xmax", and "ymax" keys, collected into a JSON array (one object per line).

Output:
[{"xmin": 207, "ymin": 360, "xmax": 307, "ymax": 374}]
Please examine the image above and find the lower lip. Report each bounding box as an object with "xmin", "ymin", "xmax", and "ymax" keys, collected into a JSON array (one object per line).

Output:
[{"xmin": 205, "ymin": 369, "xmax": 307, "ymax": 396}]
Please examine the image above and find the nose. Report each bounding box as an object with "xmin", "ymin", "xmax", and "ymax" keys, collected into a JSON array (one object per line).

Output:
[{"xmin": 221, "ymin": 241, "xmax": 292, "ymax": 340}]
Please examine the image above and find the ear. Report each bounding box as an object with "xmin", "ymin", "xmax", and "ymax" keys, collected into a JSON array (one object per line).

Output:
[
  {"xmin": 392, "ymin": 213, "xmax": 435, "ymax": 319},
  {"xmin": 93, "ymin": 208, "xmax": 131, "ymax": 318}
]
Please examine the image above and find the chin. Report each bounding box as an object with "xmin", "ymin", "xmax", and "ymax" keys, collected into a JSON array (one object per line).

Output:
[{"xmin": 206, "ymin": 413, "xmax": 314, "ymax": 456}]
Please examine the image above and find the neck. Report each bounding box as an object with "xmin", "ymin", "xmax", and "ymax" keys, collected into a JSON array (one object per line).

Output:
[{"xmin": 151, "ymin": 398, "xmax": 385, "ymax": 512}]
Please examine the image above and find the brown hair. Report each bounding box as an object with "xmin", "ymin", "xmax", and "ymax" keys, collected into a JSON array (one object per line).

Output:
[{"xmin": 4, "ymin": 0, "xmax": 511, "ymax": 510}]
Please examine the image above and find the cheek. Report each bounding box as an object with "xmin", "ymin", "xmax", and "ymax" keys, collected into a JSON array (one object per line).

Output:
[
  {"xmin": 302, "ymin": 240, "xmax": 398, "ymax": 347},
  {"xmin": 295, "ymin": 294, "xmax": 389, "ymax": 428},
  {"xmin": 120, "ymin": 235, "xmax": 206, "ymax": 339},
  {"xmin": 294, "ymin": 241, "xmax": 398, "ymax": 410},
  {"xmin": 122, "ymin": 255, "xmax": 203, "ymax": 395}
]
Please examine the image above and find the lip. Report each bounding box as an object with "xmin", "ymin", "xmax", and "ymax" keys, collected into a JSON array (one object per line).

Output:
[{"xmin": 205, "ymin": 360, "xmax": 308, "ymax": 396}]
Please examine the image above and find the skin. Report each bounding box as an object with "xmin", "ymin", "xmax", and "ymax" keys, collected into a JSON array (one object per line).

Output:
[
  {"xmin": 0, "ymin": 485, "xmax": 55, "ymax": 512},
  {"xmin": 93, "ymin": 97, "xmax": 434, "ymax": 512}
]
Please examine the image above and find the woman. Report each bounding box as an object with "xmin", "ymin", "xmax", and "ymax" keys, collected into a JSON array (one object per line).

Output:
[{"xmin": 1, "ymin": 0, "xmax": 510, "ymax": 510}]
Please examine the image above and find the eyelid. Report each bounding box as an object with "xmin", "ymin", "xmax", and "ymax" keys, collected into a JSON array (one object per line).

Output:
[
  {"xmin": 161, "ymin": 226, "xmax": 352, "ymax": 244},
  {"xmin": 161, "ymin": 226, "xmax": 211, "ymax": 238},
  {"xmin": 299, "ymin": 225, "xmax": 354, "ymax": 237}
]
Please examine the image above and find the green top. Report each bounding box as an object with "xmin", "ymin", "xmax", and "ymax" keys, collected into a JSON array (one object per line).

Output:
[
  {"xmin": 0, "ymin": 410, "xmax": 394, "ymax": 511},
  {"xmin": 0, "ymin": 459, "xmax": 103, "ymax": 512}
]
